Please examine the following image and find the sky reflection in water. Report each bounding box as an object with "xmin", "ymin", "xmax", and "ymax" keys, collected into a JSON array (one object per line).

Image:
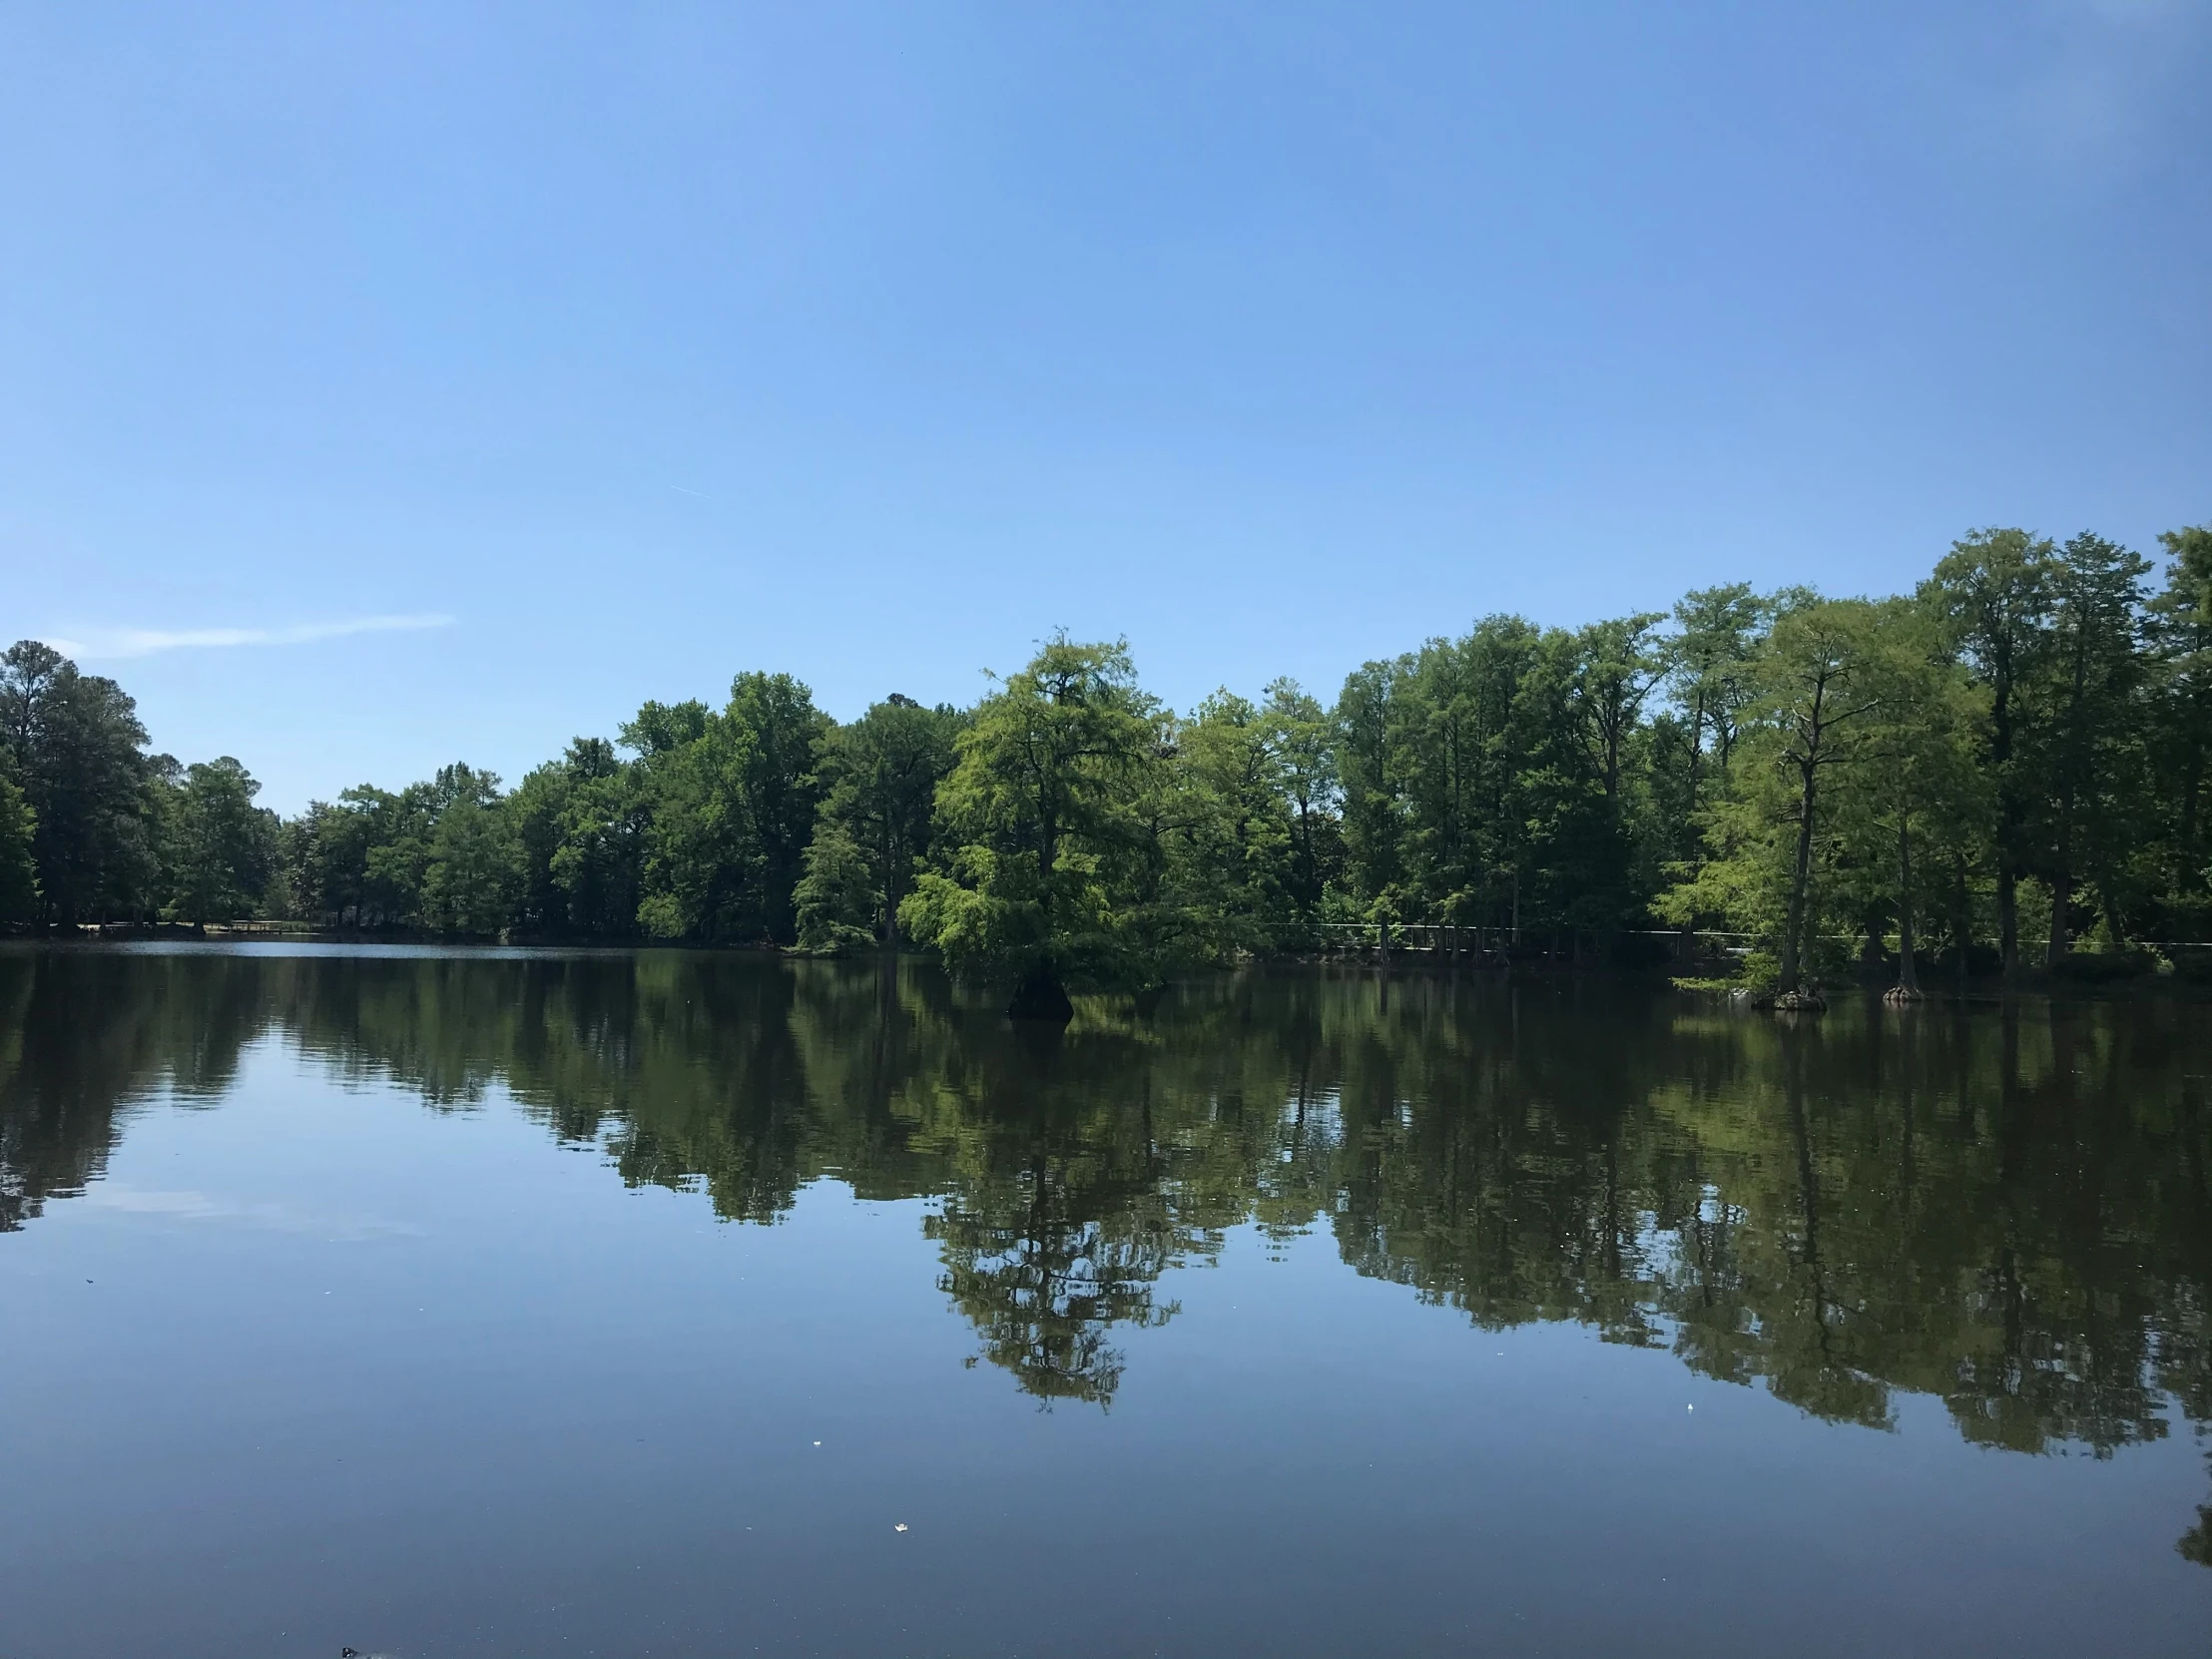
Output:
[{"xmin": 2, "ymin": 946, "xmax": 2209, "ymax": 1657}]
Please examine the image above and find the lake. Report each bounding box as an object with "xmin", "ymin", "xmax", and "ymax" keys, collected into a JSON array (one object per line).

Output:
[{"xmin": 2, "ymin": 944, "xmax": 2208, "ymax": 1657}]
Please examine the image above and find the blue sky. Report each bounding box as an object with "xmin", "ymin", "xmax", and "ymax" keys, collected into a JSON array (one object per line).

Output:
[{"xmin": 4, "ymin": 2, "xmax": 2207, "ymax": 812}]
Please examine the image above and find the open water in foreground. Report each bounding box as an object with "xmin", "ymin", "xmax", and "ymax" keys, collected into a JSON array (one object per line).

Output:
[{"xmin": 2, "ymin": 944, "xmax": 2209, "ymax": 1657}]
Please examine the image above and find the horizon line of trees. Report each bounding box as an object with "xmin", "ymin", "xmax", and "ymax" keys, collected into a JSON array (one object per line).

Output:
[{"xmin": 4, "ymin": 519, "xmax": 2208, "ymax": 994}]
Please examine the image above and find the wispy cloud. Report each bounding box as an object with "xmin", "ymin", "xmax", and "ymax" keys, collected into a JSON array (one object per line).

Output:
[{"xmin": 42, "ymin": 613, "xmax": 456, "ymax": 660}]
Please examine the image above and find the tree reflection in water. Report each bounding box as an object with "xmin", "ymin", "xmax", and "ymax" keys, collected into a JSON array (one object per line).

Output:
[{"xmin": 3, "ymin": 946, "xmax": 2209, "ymax": 1546}]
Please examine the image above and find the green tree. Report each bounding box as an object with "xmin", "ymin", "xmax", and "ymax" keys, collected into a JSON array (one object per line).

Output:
[
  {"xmin": 1572, "ymin": 613, "xmax": 1665, "ymax": 811},
  {"xmin": 727, "ymin": 671, "xmax": 831, "ymax": 943},
  {"xmin": 794, "ymin": 822, "xmax": 880, "ymax": 952},
  {"xmin": 511, "ymin": 738, "xmax": 643, "ymax": 937},
  {"xmin": 381, "ymin": 767, "xmax": 498, "ymax": 927},
  {"xmin": 1392, "ymin": 627, "xmax": 1499, "ymax": 942},
  {"xmin": 1665, "ymin": 598, "xmax": 1891, "ymax": 997},
  {"xmin": 1829, "ymin": 603, "xmax": 1989, "ymax": 996},
  {"xmin": 1666, "ymin": 584, "xmax": 1769, "ymax": 793},
  {"xmin": 1168, "ymin": 688, "xmax": 1291, "ymax": 955},
  {"xmin": 282, "ymin": 765, "xmax": 505, "ymax": 931},
  {"xmin": 0, "ymin": 776, "xmax": 37, "ymax": 923},
  {"xmin": 1922, "ymin": 530, "xmax": 2055, "ymax": 976},
  {"xmin": 0, "ymin": 641, "xmax": 157, "ymax": 924},
  {"xmin": 420, "ymin": 785, "xmax": 522, "ymax": 936},
  {"xmin": 2148, "ymin": 524, "xmax": 2212, "ymax": 935},
  {"xmin": 810, "ymin": 694, "xmax": 963, "ymax": 946},
  {"xmin": 2027, "ymin": 531, "xmax": 2152, "ymax": 960},
  {"xmin": 631, "ymin": 677, "xmax": 829, "ymax": 944},
  {"xmin": 161, "ymin": 757, "xmax": 279, "ymax": 924},
  {"xmin": 1657, "ymin": 585, "xmax": 1771, "ymax": 921},
  {"xmin": 1332, "ymin": 656, "xmax": 1408, "ymax": 926},
  {"xmin": 1336, "ymin": 617, "xmax": 1626, "ymax": 953},
  {"xmin": 361, "ymin": 780, "xmax": 446, "ymax": 924},
  {"xmin": 1556, "ymin": 617, "xmax": 1667, "ymax": 941},
  {"xmin": 1260, "ymin": 677, "xmax": 1340, "ymax": 920},
  {"xmin": 305, "ymin": 786, "xmax": 408, "ymax": 926},
  {"xmin": 900, "ymin": 637, "xmax": 1166, "ymax": 1006}
]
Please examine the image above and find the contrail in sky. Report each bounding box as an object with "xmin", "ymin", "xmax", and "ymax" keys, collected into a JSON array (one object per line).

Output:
[{"xmin": 40, "ymin": 614, "xmax": 457, "ymax": 660}]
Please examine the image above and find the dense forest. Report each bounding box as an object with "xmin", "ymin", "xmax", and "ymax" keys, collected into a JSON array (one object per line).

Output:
[{"xmin": 4, "ymin": 521, "xmax": 2208, "ymax": 998}]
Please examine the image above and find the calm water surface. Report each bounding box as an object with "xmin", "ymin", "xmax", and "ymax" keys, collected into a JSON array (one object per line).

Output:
[{"xmin": 2, "ymin": 945, "xmax": 2209, "ymax": 1657}]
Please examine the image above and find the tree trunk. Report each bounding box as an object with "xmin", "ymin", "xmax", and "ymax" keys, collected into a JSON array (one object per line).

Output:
[
  {"xmin": 1997, "ymin": 867, "xmax": 2018, "ymax": 976},
  {"xmin": 1894, "ymin": 819, "xmax": 1920, "ymax": 996},
  {"xmin": 1006, "ymin": 968, "xmax": 1073, "ymax": 1022},
  {"xmin": 2180, "ymin": 734, "xmax": 2204, "ymax": 882},
  {"xmin": 1780, "ymin": 760, "xmax": 1819, "ymax": 994},
  {"xmin": 1992, "ymin": 674, "xmax": 2020, "ymax": 979},
  {"xmin": 1860, "ymin": 913, "xmax": 1885, "ymax": 979},
  {"xmin": 1680, "ymin": 701, "xmax": 1707, "ymax": 963},
  {"xmin": 881, "ymin": 822, "xmax": 901, "ymax": 947},
  {"xmin": 1953, "ymin": 857, "xmax": 1971, "ymax": 992}
]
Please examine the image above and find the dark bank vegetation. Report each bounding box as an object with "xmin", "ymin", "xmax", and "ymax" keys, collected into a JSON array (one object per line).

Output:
[{"xmin": 4, "ymin": 521, "xmax": 2210, "ymax": 1002}]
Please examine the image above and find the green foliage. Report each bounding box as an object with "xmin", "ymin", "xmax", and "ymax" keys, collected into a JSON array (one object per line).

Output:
[
  {"xmin": 631, "ymin": 674, "xmax": 830, "ymax": 943},
  {"xmin": 158, "ymin": 757, "xmax": 279, "ymax": 924},
  {"xmin": 1828, "ymin": 602, "xmax": 1990, "ymax": 989},
  {"xmin": 1164, "ymin": 688, "xmax": 1292, "ymax": 955},
  {"xmin": 1662, "ymin": 597, "xmax": 1896, "ymax": 989},
  {"xmin": 0, "ymin": 640, "xmax": 158, "ymax": 923},
  {"xmin": 10, "ymin": 511, "xmax": 2212, "ymax": 970},
  {"xmin": 1665, "ymin": 584, "xmax": 1769, "ymax": 781},
  {"xmin": 2029, "ymin": 531, "xmax": 2153, "ymax": 960},
  {"xmin": 794, "ymin": 823, "xmax": 879, "ymax": 952},
  {"xmin": 0, "ymin": 775, "xmax": 38, "ymax": 923},
  {"xmin": 2149, "ymin": 525, "xmax": 2212, "ymax": 935},
  {"xmin": 1333, "ymin": 656, "xmax": 1404, "ymax": 913},
  {"xmin": 1920, "ymin": 528, "xmax": 2057, "ymax": 973},
  {"xmin": 512, "ymin": 738, "xmax": 644, "ymax": 937},
  {"xmin": 1572, "ymin": 611, "xmax": 1664, "ymax": 808},
  {"xmin": 421, "ymin": 791, "xmax": 521, "ymax": 936},
  {"xmin": 1261, "ymin": 678, "xmax": 1341, "ymax": 919},
  {"xmin": 811, "ymin": 695, "xmax": 963, "ymax": 944},
  {"xmin": 283, "ymin": 766, "xmax": 505, "ymax": 931},
  {"xmin": 1655, "ymin": 583, "xmax": 1771, "ymax": 894},
  {"xmin": 899, "ymin": 637, "xmax": 1171, "ymax": 987},
  {"xmin": 1332, "ymin": 615, "xmax": 1634, "ymax": 947}
]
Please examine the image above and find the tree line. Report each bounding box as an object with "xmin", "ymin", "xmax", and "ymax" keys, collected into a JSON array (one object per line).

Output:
[{"xmin": 4, "ymin": 519, "xmax": 2208, "ymax": 995}]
